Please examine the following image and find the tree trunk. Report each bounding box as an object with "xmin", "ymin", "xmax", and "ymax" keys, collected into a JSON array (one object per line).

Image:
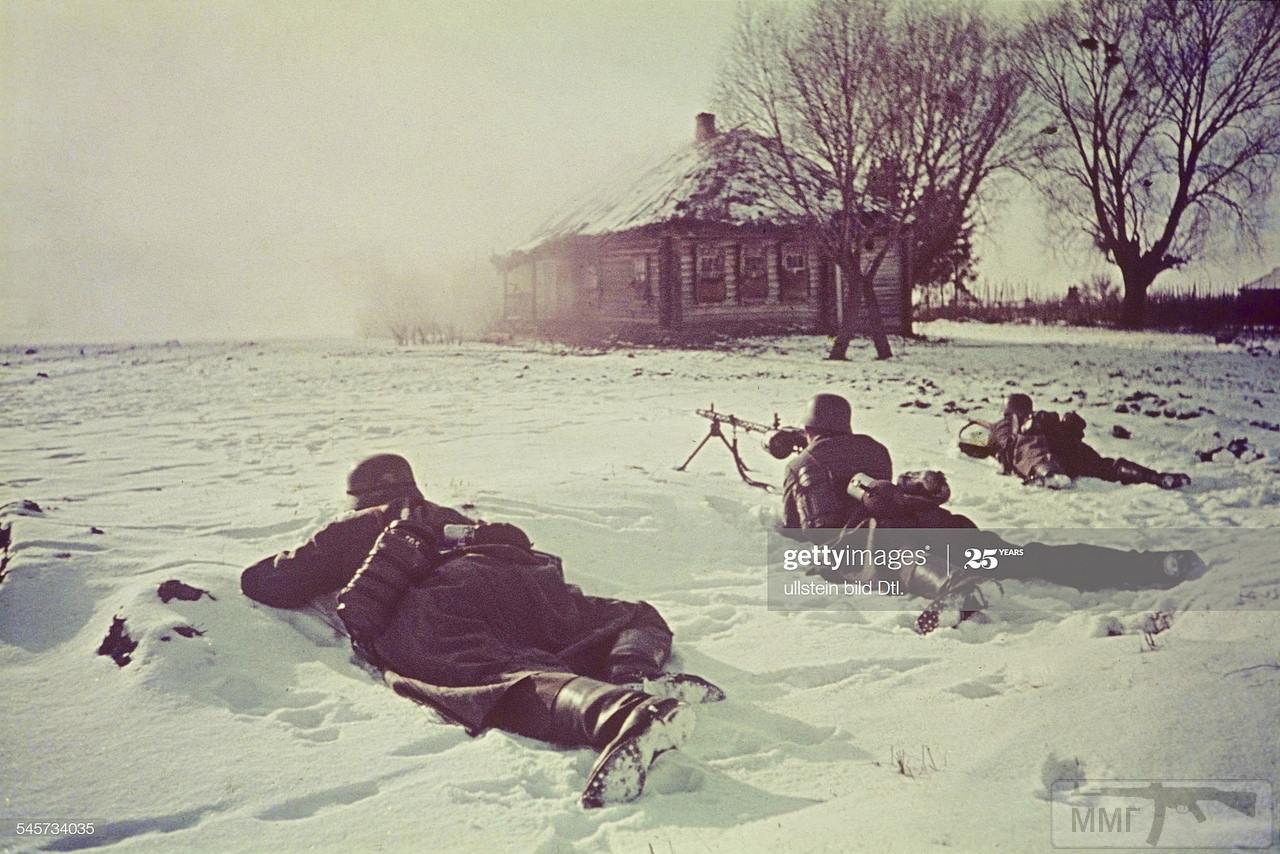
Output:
[
  {"xmin": 860, "ymin": 275, "xmax": 894, "ymax": 359},
  {"xmin": 1119, "ymin": 264, "xmax": 1157, "ymax": 330},
  {"xmin": 826, "ymin": 258, "xmax": 894, "ymax": 360}
]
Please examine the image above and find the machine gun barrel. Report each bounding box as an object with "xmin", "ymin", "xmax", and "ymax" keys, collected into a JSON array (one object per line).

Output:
[{"xmin": 693, "ymin": 407, "xmax": 780, "ymax": 435}]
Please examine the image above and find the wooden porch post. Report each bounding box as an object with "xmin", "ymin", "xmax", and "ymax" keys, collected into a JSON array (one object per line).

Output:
[{"xmin": 658, "ymin": 234, "xmax": 675, "ymax": 328}]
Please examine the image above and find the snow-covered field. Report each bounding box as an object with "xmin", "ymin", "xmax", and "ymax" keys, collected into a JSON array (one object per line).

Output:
[{"xmin": 2, "ymin": 322, "xmax": 1278, "ymax": 853}]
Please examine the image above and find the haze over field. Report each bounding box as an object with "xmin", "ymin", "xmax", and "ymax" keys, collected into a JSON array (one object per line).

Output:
[{"xmin": 3, "ymin": 0, "xmax": 1279, "ymax": 344}]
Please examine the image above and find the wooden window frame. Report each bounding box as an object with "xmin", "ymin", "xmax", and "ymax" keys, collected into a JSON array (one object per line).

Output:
[
  {"xmin": 778, "ymin": 242, "xmax": 810, "ymax": 303},
  {"xmin": 630, "ymin": 254, "xmax": 654, "ymax": 304},
  {"xmin": 695, "ymin": 246, "xmax": 727, "ymax": 304},
  {"xmin": 633, "ymin": 255, "xmax": 649, "ymax": 283},
  {"xmin": 738, "ymin": 245, "xmax": 769, "ymax": 302}
]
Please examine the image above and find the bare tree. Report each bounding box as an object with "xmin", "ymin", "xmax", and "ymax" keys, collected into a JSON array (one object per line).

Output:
[
  {"xmin": 718, "ymin": 0, "xmax": 1024, "ymax": 360},
  {"xmin": 1021, "ymin": 0, "xmax": 1280, "ymax": 328},
  {"xmin": 890, "ymin": 2, "xmax": 1027, "ymax": 310}
]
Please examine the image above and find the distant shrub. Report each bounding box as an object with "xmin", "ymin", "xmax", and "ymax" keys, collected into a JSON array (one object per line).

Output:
[{"xmin": 915, "ymin": 278, "xmax": 1276, "ymax": 333}]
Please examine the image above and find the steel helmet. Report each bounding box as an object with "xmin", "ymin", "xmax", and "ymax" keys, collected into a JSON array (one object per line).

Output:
[
  {"xmin": 346, "ymin": 454, "xmax": 416, "ymax": 507},
  {"xmin": 1004, "ymin": 393, "xmax": 1033, "ymax": 420},
  {"xmin": 802, "ymin": 393, "xmax": 852, "ymax": 435}
]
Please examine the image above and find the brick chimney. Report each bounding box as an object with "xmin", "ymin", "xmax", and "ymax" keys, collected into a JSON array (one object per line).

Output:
[{"xmin": 695, "ymin": 112, "xmax": 717, "ymax": 143}]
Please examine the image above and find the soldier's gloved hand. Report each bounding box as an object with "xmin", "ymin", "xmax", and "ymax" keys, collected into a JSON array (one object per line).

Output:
[
  {"xmin": 1156, "ymin": 472, "xmax": 1191, "ymax": 490},
  {"xmin": 766, "ymin": 428, "xmax": 807, "ymax": 460},
  {"xmin": 472, "ymin": 522, "xmax": 533, "ymax": 550}
]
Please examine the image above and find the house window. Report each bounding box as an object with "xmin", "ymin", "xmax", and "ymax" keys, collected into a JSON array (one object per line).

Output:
[
  {"xmin": 739, "ymin": 246, "xmax": 768, "ymax": 301},
  {"xmin": 779, "ymin": 242, "xmax": 809, "ymax": 302},
  {"xmin": 631, "ymin": 255, "xmax": 654, "ymax": 304},
  {"xmin": 584, "ymin": 265, "xmax": 602, "ymax": 307},
  {"xmin": 695, "ymin": 247, "xmax": 726, "ymax": 303},
  {"xmin": 597, "ymin": 255, "xmax": 654, "ymax": 307}
]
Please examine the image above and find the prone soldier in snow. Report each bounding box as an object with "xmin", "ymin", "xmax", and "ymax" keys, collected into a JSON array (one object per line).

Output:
[
  {"xmin": 779, "ymin": 396, "xmax": 1206, "ymax": 617},
  {"xmin": 241, "ymin": 454, "xmax": 723, "ymax": 809},
  {"xmin": 781, "ymin": 393, "xmax": 893, "ymax": 529},
  {"xmin": 959, "ymin": 393, "xmax": 1191, "ymax": 490},
  {"xmin": 779, "ymin": 394, "xmax": 979, "ymax": 604}
]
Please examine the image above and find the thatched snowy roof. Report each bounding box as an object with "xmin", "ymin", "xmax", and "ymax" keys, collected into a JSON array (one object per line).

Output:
[{"xmin": 503, "ymin": 127, "xmax": 822, "ymax": 261}]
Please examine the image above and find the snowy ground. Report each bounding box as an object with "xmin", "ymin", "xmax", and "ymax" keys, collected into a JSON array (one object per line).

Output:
[{"xmin": 2, "ymin": 322, "xmax": 1278, "ymax": 853}]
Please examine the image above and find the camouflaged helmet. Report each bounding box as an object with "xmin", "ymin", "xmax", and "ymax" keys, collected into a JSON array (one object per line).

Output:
[
  {"xmin": 346, "ymin": 454, "xmax": 416, "ymax": 507},
  {"xmin": 802, "ymin": 393, "xmax": 852, "ymax": 435}
]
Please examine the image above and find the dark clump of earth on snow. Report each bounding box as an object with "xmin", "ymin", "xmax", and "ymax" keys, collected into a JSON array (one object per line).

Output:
[
  {"xmin": 1112, "ymin": 390, "xmax": 1214, "ymax": 420},
  {"xmin": 1111, "ymin": 425, "xmax": 1132, "ymax": 439},
  {"xmin": 96, "ymin": 616, "xmax": 138, "ymax": 667},
  {"xmin": 1197, "ymin": 435, "xmax": 1264, "ymax": 463},
  {"xmin": 160, "ymin": 625, "xmax": 206, "ymax": 642},
  {"xmin": 157, "ymin": 579, "xmax": 216, "ymax": 603},
  {"xmin": 0, "ymin": 499, "xmax": 43, "ymax": 516}
]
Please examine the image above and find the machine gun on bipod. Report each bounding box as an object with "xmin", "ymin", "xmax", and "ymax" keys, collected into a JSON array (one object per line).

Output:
[{"xmin": 676, "ymin": 404, "xmax": 807, "ymax": 491}]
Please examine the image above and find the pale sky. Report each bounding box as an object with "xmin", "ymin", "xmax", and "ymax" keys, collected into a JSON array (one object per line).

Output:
[{"xmin": 3, "ymin": 0, "xmax": 1278, "ymax": 344}]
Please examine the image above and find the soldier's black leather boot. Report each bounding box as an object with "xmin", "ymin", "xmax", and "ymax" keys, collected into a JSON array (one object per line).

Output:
[
  {"xmin": 579, "ymin": 696, "xmax": 694, "ymax": 809},
  {"xmin": 545, "ymin": 677, "xmax": 695, "ymax": 809}
]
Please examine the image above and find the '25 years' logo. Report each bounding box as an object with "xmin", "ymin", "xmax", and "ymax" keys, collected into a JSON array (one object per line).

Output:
[
  {"xmin": 964, "ymin": 548, "xmax": 999, "ymax": 570},
  {"xmin": 963, "ymin": 547, "xmax": 1024, "ymax": 570}
]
